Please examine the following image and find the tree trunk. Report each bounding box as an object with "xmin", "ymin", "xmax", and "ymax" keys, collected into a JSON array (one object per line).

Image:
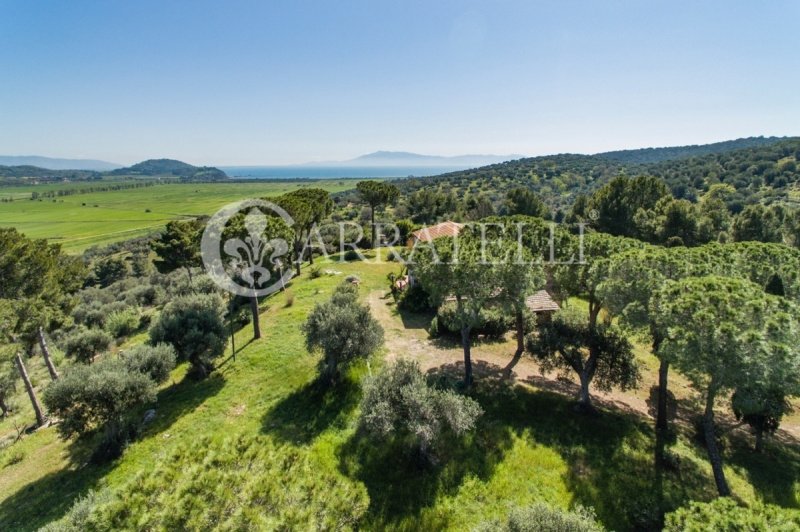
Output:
[
  {"xmin": 588, "ymin": 297, "xmax": 600, "ymax": 330},
  {"xmin": 250, "ymin": 295, "xmax": 261, "ymax": 340},
  {"xmin": 325, "ymin": 351, "xmax": 338, "ymax": 385},
  {"xmin": 38, "ymin": 328, "xmax": 59, "ymax": 381},
  {"xmin": 460, "ymin": 326, "xmax": 473, "ymax": 388},
  {"xmin": 656, "ymin": 358, "xmax": 670, "ymax": 431},
  {"xmin": 14, "ymin": 353, "xmax": 45, "ymax": 427},
  {"xmin": 504, "ymin": 309, "xmax": 525, "ymax": 376},
  {"xmin": 754, "ymin": 429, "xmax": 764, "ymax": 453},
  {"xmin": 703, "ymin": 387, "xmax": 731, "ymax": 497},
  {"xmin": 578, "ymin": 371, "xmax": 593, "ymax": 410},
  {"xmin": 0, "ymin": 398, "xmax": 11, "ymax": 416},
  {"xmin": 370, "ymin": 205, "xmax": 377, "ymax": 248}
]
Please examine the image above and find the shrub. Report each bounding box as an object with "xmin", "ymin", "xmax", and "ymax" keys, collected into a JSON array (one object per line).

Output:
[
  {"xmin": 359, "ymin": 360, "xmax": 482, "ymax": 463},
  {"xmin": 121, "ymin": 343, "xmax": 177, "ymax": 384},
  {"xmin": 665, "ymin": 498, "xmax": 800, "ymax": 531},
  {"xmin": 43, "ymin": 358, "xmax": 157, "ymax": 438},
  {"xmin": 149, "ymin": 293, "xmax": 226, "ymax": 378},
  {"xmin": 344, "ymin": 249, "xmax": 362, "ymax": 261},
  {"xmin": 105, "ymin": 307, "xmax": 140, "ymax": 338},
  {"xmin": 309, "ymin": 266, "xmax": 322, "ymax": 279},
  {"xmin": 62, "ymin": 327, "xmax": 113, "ymax": 363},
  {"xmin": 39, "ymin": 490, "xmax": 113, "ymax": 532},
  {"xmin": 397, "ymin": 282, "xmax": 432, "ymax": 313},
  {"xmin": 303, "ymin": 282, "xmax": 384, "ymax": 384},
  {"xmin": 436, "ymin": 303, "xmax": 513, "ymax": 338},
  {"xmin": 476, "ymin": 503, "xmax": 604, "ymax": 532},
  {"xmin": 93, "ymin": 256, "xmax": 129, "ymax": 288},
  {"xmin": 125, "ymin": 284, "xmax": 164, "ymax": 306}
]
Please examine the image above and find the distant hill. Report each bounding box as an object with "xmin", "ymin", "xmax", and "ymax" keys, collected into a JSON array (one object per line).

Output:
[
  {"xmin": 597, "ymin": 136, "xmax": 788, "ymax": 165},
  {"xmin": 383, "ymin": 136, "xmax": 800, "ymax": 217},
  {"xmin": 0, "ymin": 155, "xmax": 120, "ymax": 171},
  {"xmin": 109, "ymin": 159, "xmax": 228, "ymax": 181},
  {"xmin": 313, "ymin": 151, "xmax": 523, "ymax": 168},
  {"xmin": 0, "ymin": 165, "xmax": 100, "ymax": 180}
]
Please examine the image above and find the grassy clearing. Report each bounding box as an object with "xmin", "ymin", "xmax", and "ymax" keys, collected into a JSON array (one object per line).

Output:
[
  {"xmin": 0, "ymin": 253, "xmax": 798, "ymax": 530},
  {"xmin": 0, "ymin": 180, "xmax": 357, "ymax": 251}
]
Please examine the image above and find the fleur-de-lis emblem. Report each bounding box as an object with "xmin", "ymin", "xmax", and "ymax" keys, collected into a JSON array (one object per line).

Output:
[{"xmin": 223, "ymin": 208, "xmax": 287, "ymax": 288}]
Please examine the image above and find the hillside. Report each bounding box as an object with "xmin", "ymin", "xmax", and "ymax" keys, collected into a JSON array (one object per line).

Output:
[
  {"xmin": 109, "ymin": 158, "xmax": 228, "ymax": 181},
  {"xmin": 0, "ymin": 156, "xmax": 120, "ymax": 171},
  {"xmin": 387, "ymin": 137, "xmax": 800, "ymax": 217},
  {"xmin": 0, "ymin": 165, "xmax": 100, "ymax": 181},
  {"xmin": 597, "ymin": 136, "xmax": 789, "ymax": 164}
]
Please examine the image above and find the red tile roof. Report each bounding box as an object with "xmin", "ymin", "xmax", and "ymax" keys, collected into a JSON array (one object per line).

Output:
[
  {"xmin": 525, "ymin": 290, "xmax": 560, "ymax": 312},
  {"xmin": 410, "ymin": 221, "xmax": 464, "ymax": 243}
]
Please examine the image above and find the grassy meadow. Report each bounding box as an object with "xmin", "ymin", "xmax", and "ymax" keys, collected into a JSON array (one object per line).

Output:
[
  {"xmin": 1, "ymin": 252, "xmax": 797, "ymax": 530},
  {"xmin": 0, "ymin": 180, "xmax": 359, "ymax": 251}
]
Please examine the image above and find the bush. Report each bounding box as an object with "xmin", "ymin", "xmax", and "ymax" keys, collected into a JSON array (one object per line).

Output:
[
  {"xmin": 303, "ymin": 282, "xmax": 384, "ymax": 384},
  {"xmin": 43, "ymin": 358, "xmax": 156, "ymax": 438},
  {"xmin": 344, "ymin": 249, "xmax": 362, "ymax": 261},
  {"xmin": 62, "ymin": 327, "xmax": 113, "ymax": 363},
  {"xmin": 476, "ymin": 503, "xmax": 604, "ymax": 532},
  {"xmin": 39, "ymin": 490, "xmax": 113, "ymax": 532},
  {"xmin": 105, "ymin": 307, "xmax": 140, "ymax": 338},
  {"xmin": 397, "ymin": 282, "xmax": 432, "ymax": 313},
  {"xmin": 121, "ymin": 343, "xmax": 177, "ymax": 384},
  {"xmin": 149, "ymin": 293, "xmax": 226, "ymax": 378},
  {"xmin": 436, "ymin": 303, "xmax": 514, "ymax": 338},
  {"xmin": 359, "ymin": 359, "xmax": 482, "ymax": 463},
  {"xmin": 309, "ymin": 266, "xmax": 322, "ymax": 279},
  {"xmin": 664, "ymin": 498, "xmax": 800, "ymax": 531}
]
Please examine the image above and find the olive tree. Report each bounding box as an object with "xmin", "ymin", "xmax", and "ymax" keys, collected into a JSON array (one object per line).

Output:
[
  {"xmin": 43, "ymin": 358, "xmax": 157, "ymax": 438},
  {"xmin": 527, "ymin": 307, "xmax": 639, "ymax": 412},
  {"xmin": 149, "ymin": 293, "xmax": 226, "ymax": 378},
  {"xmin": 62, "ymin": 327, "xmax": 113, "ymax": 363},
  {"xmin": 303, "ymin": 282, "xmax": 384, "ymax": 384},
  {"xmin": 359, "ymin": 359, "xmax": 482, "ymax": 463}
]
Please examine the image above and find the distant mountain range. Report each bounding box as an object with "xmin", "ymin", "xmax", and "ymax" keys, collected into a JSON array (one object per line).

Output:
[
  {"xmin": 0, "ymin": 155, "xmax": 121, "ymax": 171},
  {"xmin": 304, "ymin": 151, "xmax": 524, "ymax": 168}
]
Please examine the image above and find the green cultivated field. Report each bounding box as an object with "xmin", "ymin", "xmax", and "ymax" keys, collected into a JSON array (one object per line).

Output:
[{"xmin": 0, "ymin": 180, "xmax": 358, "ymax": 251}]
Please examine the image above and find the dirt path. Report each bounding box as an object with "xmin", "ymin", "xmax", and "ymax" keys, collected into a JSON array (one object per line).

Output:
[{"xmin": 368, "ymin": 290, "xmax": 800, "ymax": 441}]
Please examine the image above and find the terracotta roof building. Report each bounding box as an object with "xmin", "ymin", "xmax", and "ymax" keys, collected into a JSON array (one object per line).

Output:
[
  {"xmin": 525, "ymin": 290, "xmax": 560, "ymax": 318},
  {"xmin": 408, "ymin": 221, "xmax": 464, "ymax": 246}
]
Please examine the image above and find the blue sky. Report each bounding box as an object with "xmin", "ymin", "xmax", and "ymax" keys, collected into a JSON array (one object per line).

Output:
[{"xmin": 1, "ymin": 1, "xmax": 798, "ymax": 165}]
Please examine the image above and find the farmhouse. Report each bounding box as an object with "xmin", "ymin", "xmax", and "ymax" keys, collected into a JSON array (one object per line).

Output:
[{"xmin": 407, "ymin": 220, "xmax": 464, "ymax": 246}]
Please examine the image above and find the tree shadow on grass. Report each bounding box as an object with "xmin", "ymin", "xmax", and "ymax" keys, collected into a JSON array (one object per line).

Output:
[
  {"xmin": 336, "ymin": 381, "xmax": 515, "ymax": 529},
  {"xmin": 0, "ymin": 372, "xmax": 226, "ymax": 531},
  {"xmin": 727, "ymin": 430, "xmax": 800, "ymax": 507},
  {"xmin": 393, "ymin": 306, "xmax": 434, "ymax": 331},
  {"xmin": 261, "ymin": 375, "xmax": 361, "ymax": 445}
]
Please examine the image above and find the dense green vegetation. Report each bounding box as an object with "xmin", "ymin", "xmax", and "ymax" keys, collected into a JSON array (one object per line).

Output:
[
  {"xmin": 2, "ymin": 138, "xmax": 800, "ymax": 531},
  {"xmin": 108, "ymin": 158, "xmax": 228, "ymax": 181},
  {"xmin": 381, "ymin": 136, "xmax": 800, "ymax": 229}
]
